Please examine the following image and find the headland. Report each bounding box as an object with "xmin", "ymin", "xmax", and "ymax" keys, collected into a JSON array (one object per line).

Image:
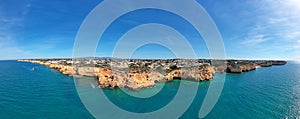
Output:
[{"xmin": 18, "ymin": 58, "xmax": 286, "ymax": 90}]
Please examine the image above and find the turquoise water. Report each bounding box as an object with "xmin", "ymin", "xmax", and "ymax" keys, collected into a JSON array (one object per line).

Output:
[
  {"xmin": 0, "ymin": 61, "xmax": 93, "ymax": 119},
  {"xmin": 0, "ymin": 61, "xmax": 299, "ymax": 118}
]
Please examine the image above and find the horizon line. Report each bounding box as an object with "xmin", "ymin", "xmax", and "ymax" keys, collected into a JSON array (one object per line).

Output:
[{"xmin": 9, "ymin": 57, "xmax": 289, "ymax": 61}]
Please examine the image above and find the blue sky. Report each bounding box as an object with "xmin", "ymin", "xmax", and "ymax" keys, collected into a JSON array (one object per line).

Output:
[{"xmin": 0, "ymin": 0, "xmax": 300, "ymax": 60}]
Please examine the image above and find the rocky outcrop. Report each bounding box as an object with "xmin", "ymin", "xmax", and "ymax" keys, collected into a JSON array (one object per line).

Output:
[
  {"xmin": 19, "ymin": 59, "xmax": 216, "ymax": 90},
  {"xmin": 166, "ymin": 66, "xmax": 215, "ymax": 81},
  {"xmin": 126, "ymin": 72, "xmax": 155, "ymax": 90},
  {"xmin": 259, "ymin": 62, "xmax": 272, "ymax": 67},
  {"xmin": 77, "ymin": 67, "xmax": 96, "ymax": 77},
  {"xmin": 227, "ymin": 63, "xmax": 256, "ymax": 73},
  {"xmin": 59, "ymin": 66, "xmax": 76, "ymax": 75},
  {"xmin": 93, "ymin": 66, "xmax": 215, "ymax": 90},
  {"xmin": 18, "ymin": 59, "xmax": 286, "ymax": 90},
  {"xmin": 94, "ymin": 68, "xmax": 127, "ymax": 89},
  {"xmin": 214, "ymin": 65, "xmax": 227, "ymax": 73},
  {"xmin": 271, "ymin": 61, "xmax": 287, "ymax": 65},
  {"xmin": 256, "ymin": 61, "xmax": 287, "ymax": 67}
]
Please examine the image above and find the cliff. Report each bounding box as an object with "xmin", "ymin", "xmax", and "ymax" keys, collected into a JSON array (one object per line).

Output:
[
  {"xmin": 227, "ymin": 63, "xmax": 257, "ymax": 73},
  {"xmin": 19, "ymin": 60, "xmax": 215, "ymax": 90},
  {"xmin": 94, "ymin": 66, "xmax": 214, "ymax": 90},
  {"xmin": 271, "ymin": 61, "xmax": 287, "ymax": 65},
  {"xmin": 18, "ymin": 59, "xmax": 286, "ymax": 90}
]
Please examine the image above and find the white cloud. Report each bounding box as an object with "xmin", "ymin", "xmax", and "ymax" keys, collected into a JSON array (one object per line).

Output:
[
  {"xmin": 233, "ymin": 0, "xmax": 300, "ymax": 60},
  {"xmin": 0, "ymin": 1, "xmax": 33, "ymax": 60},
  {"xmin": 268, "ymin": 18, "xmax": 288, "ymax": 24},
  {"xmin": 0, "ymin": 39, "xmax": 31, "ymax": 60},
  {"xmin": 285, "ymin": 31, "xmax": 300, "ymax": 39},
  {"xmin": 241, "ymin": 34, "xmax": 269, "ymax": 45}
]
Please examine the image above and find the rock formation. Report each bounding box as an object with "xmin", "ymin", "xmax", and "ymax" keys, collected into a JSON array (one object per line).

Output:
[
  {"xmin": 18, "ymin": 59, "xmax": 215, "ymax": 90},
  {"xmin": 18, "ymin": 59, "xmax": 287, "ymax": 90},
  {"xmin": 227, "ymin": 63, "xmax": 257, "ymax": 73},
  {"xmin": 271, "ymin": 61, "xmax": 287, "ymax": 65}
]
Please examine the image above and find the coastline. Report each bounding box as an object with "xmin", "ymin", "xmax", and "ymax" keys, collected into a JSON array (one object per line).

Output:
[{"xmin": 18, "ymin": 59, "xmax": 286, "ymax": 90}]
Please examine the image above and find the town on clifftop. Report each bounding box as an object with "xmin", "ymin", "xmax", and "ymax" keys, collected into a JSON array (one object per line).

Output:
[{"xmin": 18, "ymin": 58, "xmax": 286, "ymax": 90}]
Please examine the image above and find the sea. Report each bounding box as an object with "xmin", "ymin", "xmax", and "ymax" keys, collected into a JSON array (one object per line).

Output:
[{"xmin": 0, "ymin": 60, "xmax": 299, "ymax": 118}]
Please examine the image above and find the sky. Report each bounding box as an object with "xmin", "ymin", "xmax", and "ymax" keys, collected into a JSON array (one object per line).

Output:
[{"xmin": 0, "ymin": 0, "xmax": 300, "ymax": 60}]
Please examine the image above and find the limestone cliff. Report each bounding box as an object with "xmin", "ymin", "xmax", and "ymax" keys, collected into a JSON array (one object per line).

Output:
[
  {"xmin": 18, "ymin": 59, "xmax": 286, "ymax": 90},
  {"xmin": 92, "ymin": 66, "xmax": 215, "ymax": 90},
  {"xmin": 227, "ymin": 63, "xmax": 256, "ymax": 73}
]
